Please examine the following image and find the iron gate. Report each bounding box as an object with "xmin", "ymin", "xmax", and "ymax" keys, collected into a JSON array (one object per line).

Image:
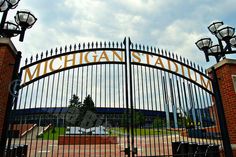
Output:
[{"xmin": 6, "ymin": 37, "xmax": 224, "ymax": 156}]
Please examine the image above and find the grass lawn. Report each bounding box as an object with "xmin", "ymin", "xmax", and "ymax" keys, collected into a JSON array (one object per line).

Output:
[
  {"xmin": 110, "ymin": 128, "xmax": 178, "ymax": 136},
  {"xmin": 38, "ymin": 127, "xmax": 65, "ymax": 140},
  {"xmin": 39, "ymin": 127, "xmax": 178, "ymax": 140}
]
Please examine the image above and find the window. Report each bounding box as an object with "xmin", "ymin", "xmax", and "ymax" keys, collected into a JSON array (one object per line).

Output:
[{"xmin": 232, "ymin": 75, "xmax": 236, "ymax": 93}]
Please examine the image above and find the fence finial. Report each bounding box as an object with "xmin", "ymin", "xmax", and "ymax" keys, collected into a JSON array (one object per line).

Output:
[
  {"xmin": 46, "ymin": 50, "xmax": 48, "ymax": 57},
  {"xmin": 69, "ymin": 45, "xmax": 72, "ymax": 51},
  {"xmin": 50, "ymin": 49, "xmax": 53, "ymax": 56},
  {"xmin": 83, "ymin": 43, "xmax": 85, "ymax": 49},
  {"xmin": 114, "ymin": 42, "xmax": 117, "ymax": 48},
  {"xmin": 36, "ymin": 54, "xmax": 38, "ymax": 61},
  {"xmin": 104, "ymin": 41, "xmax": 107, "ymax": 48},
  {"xmin": 65, "ymin": 45, "xmax": 67, "ymax": 52},
  {"xmin": 41, "ymin": 52, "xmax": 43, "ymax": 59},
  {"xmin": 25, "ymin": 58, "xmax": 28, "ymax": 65},
  {"xmin": 60, "ymin": 47, "xmax": 62, "ymax": 53},
  {"xmin": 87, "ymin": 42, "xmax": 90, "ymax": 49},
  {"xmin": 30, "ymin": 56, "xmax": 33, "ymax": 63}
]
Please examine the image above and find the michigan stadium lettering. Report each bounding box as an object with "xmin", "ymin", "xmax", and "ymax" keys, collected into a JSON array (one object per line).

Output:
[{"xmin": 22, "ymin": 50, "xmax": 212, "ymax": 91}]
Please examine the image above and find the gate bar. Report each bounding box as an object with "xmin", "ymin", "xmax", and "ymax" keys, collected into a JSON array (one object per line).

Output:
[
  {"xmin": 211, "ymin": 67, "xmax": 233, "ymax": 157},
  {"xmin": 124, "ymin": 37, "xmax": 136, "ymax": 156}
]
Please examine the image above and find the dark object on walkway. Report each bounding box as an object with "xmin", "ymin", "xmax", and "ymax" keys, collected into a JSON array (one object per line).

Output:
[
  {"xmin": 5, "ymin": 145, "xmax": 27, "ymax": 157},
  {"xmin": 205, "ymin": 145, "xmax": 220, "ymax": 157},
  {"xmin": 188, "ymin": 142, "xmax": 198, "ymax": 156},
  {"xmin": 172, "ymin": 141, "xmax": 189, "ymax": 156},
  {"xmin": 195, "ymin": 144, "xmax": 209, "ymax": 157}
]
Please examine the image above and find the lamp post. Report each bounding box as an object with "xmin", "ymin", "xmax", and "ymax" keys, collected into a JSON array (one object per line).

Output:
[
  {"xmin": 195, "ymin": 21, "xmax": 234, "ymax": 157},
  {"xmin": 0, "ymin": 0, "xmax": 37, "ymax": 42},
  {"xmin": 195, "ymin": 21, "xmax": 236, "ymax": 62},
  {"xmin": 0, "ymin": 0, "xmax": 37, "ymax": 156}
]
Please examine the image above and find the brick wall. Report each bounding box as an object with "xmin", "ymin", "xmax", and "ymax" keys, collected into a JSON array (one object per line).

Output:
[
  {"xmin": 0, "ymin": 44, "xmax": 16, "ymax": 138},
  {"xmin": 210, "ymin": 59, "xmax": 236, "ymax": 155},
  {"xmin": 215, "ymin": 62, "xmax": 236, "ymax": 144}
]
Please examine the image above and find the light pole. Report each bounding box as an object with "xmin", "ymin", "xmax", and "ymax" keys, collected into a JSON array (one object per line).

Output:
[
  {"xmin": 195, "ymin": 21, "xmax": 234, "ymax": 157},
  {"xmin": 0, "ymin": 0, "xmax": 37, "ymax": 42},
  {"xmin": 0, "ymin": 0, "xmax": 37, "ymax": 156},
  {"xmin": 195, "ymin": 21, "xmax": 236, "ymax": 62}
]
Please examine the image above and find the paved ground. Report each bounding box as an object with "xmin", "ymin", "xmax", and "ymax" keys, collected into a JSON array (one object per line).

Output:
[{"xmin": 7, "ymin": 135, "xmax": 222, "ymax": 157}]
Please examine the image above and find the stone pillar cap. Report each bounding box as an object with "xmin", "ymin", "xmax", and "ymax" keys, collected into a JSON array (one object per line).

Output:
[{"xmin": 207, "ymin": 58, "xmax": 236, "ymax": 73}]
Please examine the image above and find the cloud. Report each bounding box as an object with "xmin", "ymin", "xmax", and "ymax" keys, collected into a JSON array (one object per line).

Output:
[{"xmin": 7, "ymin": 0, "xmax": 236, "ymax": 69}]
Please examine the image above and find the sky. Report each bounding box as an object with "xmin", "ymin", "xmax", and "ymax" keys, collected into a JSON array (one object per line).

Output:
[{"xmin": 3, "ymin": 0, "xmax": 236, "ymax": 69}]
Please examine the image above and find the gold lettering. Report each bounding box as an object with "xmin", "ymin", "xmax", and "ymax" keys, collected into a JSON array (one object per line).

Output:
[
  {"xmin": 167, "ymin": 60, "xmax": 178, "ymax": 72},
  {"xmin": 64, "ymin": 54, "xmax": 76, "ymax": 67},
  {"xmin": 98, "ymin": 50, "xmax": 110, "ymax": 62},
  {"xmin": 43, "ymin": 60, "xmax": 49, "ymax": 75},
  {"xmin": 144, "ymin": 54, "xmax": 152, "ymax": 64},
  {"xmin": 187, "ymin": 68, "xmax": 197, "ymax": 82},
  {"xmin": 85, "ymin": 51, "xmax": 99, "ymax": 63},
  {"xmin": 23, "ymin": 63, "xmax": 41, "ymax": 83},
  {"xmin": 112, "ymin": 51, "xmax": 124, "ymax": 62},
  {"xmin": 85, "ymin": 52, "xmax": 91, "ymax": 63},
  {"xmin": 132, "ymin": 52, "xmax": 141, "ymax": 63},
  {"xmin": 80, "ymin": 53, "xmax": 83, "ymax": 64},
  {"xmin": 200, "ymin": 75, "xmax": 212, "ymax": 91},
  {"xmin": 92, "ymin": 51, "xmax": 97, "ymax": 62},
  {"xmin": 181, "ymin": 65, "xmax": 185, "ymax": 77},
  {"xmin": 49, "ymin": 56, "xmax": 62, "ymax": 72},
  {"xmin": 154, "ymin": 57, "xmax": 164, "ymax": 68}
]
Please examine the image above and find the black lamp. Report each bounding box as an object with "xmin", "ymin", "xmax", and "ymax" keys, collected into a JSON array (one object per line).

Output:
[
  {"xmin": 195, "ymin": 21, "xmax": 236, "ymax": 62},
  {"xmin": 0, "ymin": 0, "xmax": 37, "ymax": 41}
]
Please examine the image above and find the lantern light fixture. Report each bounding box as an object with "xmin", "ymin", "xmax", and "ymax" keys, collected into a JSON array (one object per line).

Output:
[
  {"xmin": 0, "ymin": 0, "xmax": 37, "ymax": 41},
  {"xmin": 195, "ymin": 21, "xmax": 236, "ymax": 62}
]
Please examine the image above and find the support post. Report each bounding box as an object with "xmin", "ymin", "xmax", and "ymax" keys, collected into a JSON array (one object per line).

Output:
[
  {"xmin": 211, "ymin": 67, "xmax": 233, "ymax": 157},
  {"xmin": 0, "ymin": 38, "xmax": 20, "ymax": 157},
  {"xmin": 123, "ymin": 37, "xmax": 135, "ymax": 157}
]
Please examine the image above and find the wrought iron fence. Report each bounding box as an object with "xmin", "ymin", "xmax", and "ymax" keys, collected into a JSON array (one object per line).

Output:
[{"xmin": 5, "ymin": 38, "xmax": 223, "ymax": 157}]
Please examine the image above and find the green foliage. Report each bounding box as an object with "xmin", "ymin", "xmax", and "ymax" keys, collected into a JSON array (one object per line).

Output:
[
  {"xmin": 177, "ymin": 116, "xmax": 185, "ymax": 128},
  {"xmin": 152, "ymin": 116, "xmax": 166, "ymax": 128},
  {"xmin": 66, "ymin": 94, "xmax": 96, "ymax": 126},
  {"xmin": 38, "ymin": 127, "xmax": 65, "ymax": 140},
  {"xmin": 184, "ymin": 115, "xmax": 195, "ymax": 129},
  {"xmin": 110, "ymin": 128, "xmax": 177, "ymax": 136},
  {"xmin": 83, "ymin": 95, "xmax": 96, "ymax": 113},
  {"xmin": 179, "ymin": 115, "xmax": 201, "ymax": 128},
  {"xmin": 69, "ymin": 94, "xmax": 82, "ymax": 108},
  {"xmin": 120, "ymin": 111, "xmax": 146, "ymax": 127},
  {"xmin": 51, "ymin": 126, "xmax": 56, "ymax": 133}
]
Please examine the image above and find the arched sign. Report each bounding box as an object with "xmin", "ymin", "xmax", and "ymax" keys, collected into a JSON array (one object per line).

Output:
[{"xmin": 21, "ymin": 41, "xmax": 212, "ymax": 93}]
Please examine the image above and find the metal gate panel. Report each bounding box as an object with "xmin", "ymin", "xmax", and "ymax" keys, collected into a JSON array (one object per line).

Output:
[{"xmin": 6, "ymin": 38, "xmax": 223, "ymax": 157}]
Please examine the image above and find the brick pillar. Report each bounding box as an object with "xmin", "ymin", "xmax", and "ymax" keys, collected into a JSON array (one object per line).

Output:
[
  {"xmin": 0, "ymin": 38, "xmax": 18, "ymax": 154},
  {"xmin": 208, "ymin": 58, "xmax": 236, "ymax": 156}
]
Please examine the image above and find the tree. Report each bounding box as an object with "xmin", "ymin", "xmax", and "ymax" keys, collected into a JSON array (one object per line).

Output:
[
  {"xmin": 65, "ymin": 94, "xmax": 97, "ymax": 127},
  {"xmin": 120, "ymin": 111, "xmax": 146, "ymax": 127},
  {"xmin": 152, "ymin": 116, "xmax": 166, "ymax": 128},
  {"xmin": 83, "ymin": 95, "xmax": 96, "ymax": 113},
  {"xmin": 184, "ymin": 115, "xmax": 194, "ymax": 129},
  {"xmin": 65, "ymin": 95, "xmax": 82, "ymax": 126},
  {"xmin": 69, "ymin": 94, "xmax": 82, "ymax": 108}
]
